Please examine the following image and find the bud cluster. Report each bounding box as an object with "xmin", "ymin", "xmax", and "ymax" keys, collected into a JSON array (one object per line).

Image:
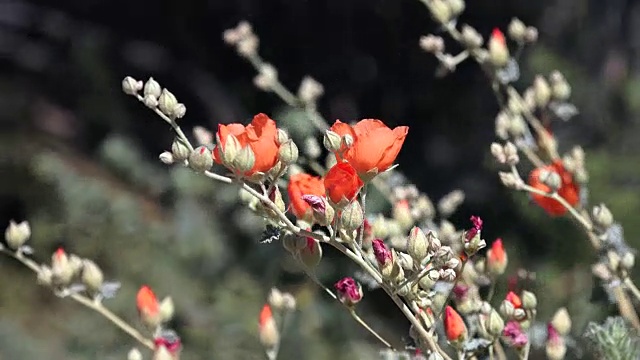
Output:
[
  {"xmin": 122, "ymin": 76, "xmax": 186, "ymax": 120},
  {"xmin": 223, "ymin": 21, "xmax": 260, "ymax": 58}
]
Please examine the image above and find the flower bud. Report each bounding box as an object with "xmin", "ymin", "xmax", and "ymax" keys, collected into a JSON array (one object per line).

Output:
[
  {"xmin": 143, "ymin": 94, "xmax": 158, "ymax": 108},
  {"xmin": 258, "ymin": 304, "xmax": 279, "ymax": 350},
  {"xmin": 158, "ymin": 89, "xmax": 179, "ymax": 117},
  {"xmin": 550, "ymin": 307, "xmax": 571, "ymax": 336},
  {"xmin": 323, "ymin": 130, "xmax": 342, "ymax": 152},
  {"xmin": 499, "ymin": 299, "xmax": 515, "ymax": 319},
  {"xmin": 122, "ymin": 76, "xmax": 143, "ymax": 95},
  {"xmin": 334, "ymin": 277, "xmax": 363, "ymax": 307},
  {"xmin": 461, "ymin": 25, "xmax": 483, "ymax": 49},
  {"xmin": 419, "ymin": 35, "xmax": 445, "ymax": 53},
  {"xmin": 487, "ymin": 309, "xmax": 505, "ymax": 337},
  {"xmin": 171, "ymin": 138, "xmax": 191, "ymax": 161},
  {"xmin": 188, "ymin": 146, "xmax": 213, "ymax": 172},
  {"xmin": 143, "ymin": 77, "xmax": 162, "ymax": 99},
  {"xmin": 340, "ymin": 201, "xmax": 364, "ymax": 234},
  {"xmin": 507, "ymin": 18, "xmax": 526, "ymax": 42},
  {"xmin": 281, "ymin": 293, "xmax": 296, "ymax": 311},
  {"xmin": 173, "ymin": 103, "xmax": 187, "ymax": 119},
  {"xmin": 592, "ymin": 204, "xmax": 613, "ymax": 229},
  {"xmin": 621, "ymin": 251, "xmax": 635, "ymax": 270},
  {"xmin": 533, "ymin": 75, "xmax": 552, "ymax": 108},
  {"xmin": 550, "ymin": 70, "xmax": 571, "ymax": 100},
  {"xmin": 488, "ymin": 28, "xmax": 509, "ymax": 68},
  {"xmin": 407, "ymin": 227, "xmax": 429, "ymax": 263},
  {"xmin": 311, "ymin": 197, "xmax": 335, "ymax": 227},
  {"xmin": 487, "ymin": 238, "xmax": 508, "ymax": 276},
  {"xmin": 37, "ymin": 265, "xmax": 53, "ymax": 286},
  {"xmin": 298, "ymin": 237, "xmax": 322, "ymax": 268},
  {"xmin": 491, "ymin": 142, "xmax": 506, "ymax": 164},
  {"xmin": 128, "ymin": 348, "xmax": 143, "ymax": 360},
  {"xmin": 524, "ymin": 26, "xmax": 539, "ymax": 43},
  {"xmin": 298, "ymin": 76, "xmax": 325, "ymax": 105},
  {"xmin": 508, "ymin": 114, "xmax": 527, "ymax": 138},
  {"xmin": 5, "ymin": 220, "xmax": 31, "ymax": 250},
  {"xmin": 282, "ymin": 233, "xmax": 306, "ymax": 253},
  {"xmin": 159, "ymin": 296, "xmax": 175, "ymax": 322},
  {"xmin": 152, "ymin": 346, "xmax": 173, "ymax": 360},
  {"xmin": 545, "ymin": 333, "xmax": 567, "ymax": 360},
  {"xmin": 275, "ymin": 129, "xmax": 289, "ymax": 146},
  {"xmin": 267, "ymin": 186, "xmax": 286, "ymax": 215},
  {"xmin": 503, "ymin": 142, "xmax": 519, "ymax": 166},
  {"xmin": 513, "ymin": 308, "xmax": 527, "ymax": 321},
  {"xmin": 539, "ymin": 169, "xmax": 562, "ymax": 192},
  {"xmin": 278, "ymin": 140, "xmax": 299, "ymax": 165},
  {"xmin": 444, "ymin": 306, "xmax": 468, "ymax": 343},
  {"xmin": 51, "ymin": 248, "xmax": 74, "ymax": 286},
  {"xmin": 159, "ymin": 151, "xmax": 174, "ymax": 165},
  {"xmin": 81, "ymin": 259, "xmax": 104, "ymax": 293},
  {"xmin": 234, "ymin": 146, "xmax": 256, "ymax": 174},
  {"xmin": 267, "ymin": 288, "xmax": 284, "ymax": 310},
  {"xmin": 430, "ymin": 0, "xmax": 452, "ymax": 25},
  {"xmin": 446, "ymin": 0, "xmax": 465, "ymax": 17},
  {"xmin": 521, "ymin": 290, "xmax": 537, "ymax": 310},
  {"xmin": 218, "ymin": 134, "xmax": 241, "ymax": 166},
  {"xmin": 607, "ymin": 250, "xmax": 620, "ymax": 272},
  {"xmin": 392, "ymin": 200, "xmax": 413, "ymax": 230}
]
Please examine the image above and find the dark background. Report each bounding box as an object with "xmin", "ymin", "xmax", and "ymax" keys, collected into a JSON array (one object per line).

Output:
[{"xmin": 1, "ymin": 0, "xmax": 640, "ymax": 359}]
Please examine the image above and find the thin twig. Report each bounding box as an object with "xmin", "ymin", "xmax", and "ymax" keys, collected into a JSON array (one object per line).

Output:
[{"xmin": 2, "ymin": 249, "xmax": 154, "ymax": 350}]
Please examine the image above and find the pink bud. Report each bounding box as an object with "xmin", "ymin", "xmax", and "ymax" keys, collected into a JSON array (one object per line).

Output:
[
  {"xmin": 334, "ymin": 277, "xmax": 363, "ymax": 307},
  {"xmin": 372, "ymin": 239, "xmax": 392, "ymax": 266}
]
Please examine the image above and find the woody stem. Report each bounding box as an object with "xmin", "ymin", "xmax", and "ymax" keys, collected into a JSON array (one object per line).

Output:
[{"xmin": 2, "ymin": 249, "xmax": 154, "ymax": 350}]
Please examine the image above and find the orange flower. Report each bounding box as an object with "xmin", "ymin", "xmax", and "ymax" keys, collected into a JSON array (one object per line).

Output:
[
  {"xmin": 287, "ymin": 173, "xmax": 325, "ymax": 221},
  {"xmin": 137, "ymin": 285, "xmax": 160, "ymax": 325},
  {"xmin": 213, "ymin": 113, "xmax": 279, "ymax": 175},
  {"xmin": 259, "ymin": 304, "xmax": 273, "ymax": 328},
  {"xmin": 324, "ymin": 162, "xmax": 364, "ymax": 206},
  {"xmin": 528, "ymin": 160, "xmax": 579, "ymax": 216},
  {"xmin": 444, "ymin": 305, "xmax": 467, "ymax": 342},
  {"xmin": 330, "ymin": 119, "xmax": 408, "ymax": 179},
  {"xmin": 505, "ymin": 291, "xmax": 522, "ymax": 309},
  {"xmin": 487, "ymin": 238, "xmax": 508, "ymax": 275}
]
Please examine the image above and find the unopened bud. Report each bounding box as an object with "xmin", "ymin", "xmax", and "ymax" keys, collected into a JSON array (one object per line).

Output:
[
  {"xmin": 298, "ymin": 76, "xmax": 324, "ymax": 105},
  {"xmin": 446, "ymin": 0, "xmax": 465, "ymax": 17},
  {"xmin": 499, "ymin": 171, "xmax": 519, "ymax": 189},
  {"xmin": 430, "ymin": 0, "xmax": 452, "ymax": 24},
  {"xmin": 278, "ymin": 140, "xmax": 299, "ymax": 165},
  {"xmin": 491, "ymin": 143, "xmax": 506, "ymax": 164},
  {"xmin": 407, "ymin": 227, "xmax": 429, "ymax": 262},
  {"xmin": 81, "ymin": 260, "xmax": 104, "ymax": 293},
  {"xmin": 533, "ymin": 75, "xmax": 552, "ymax": 108},
  {"xmin": 219, "ymin": 134, "xmax": 240, "ymax": 166},
  {"xmin": 267, "ymin": 288, "xmax": 284, "ymax": 309},
  {"xmin": 171, "ymin": 138, "xmax": 191, "ymax": 161},
  {"xmin": 143, "ymin": 94, "xmax": 158, "ymax": 108},
  {"xmin": 312, "ymin": 197, "xmax": 335, "ymax": 227},
  {"xmin": 298, "ymin": 237, "xmax": 322, "ymax": 268},
  {"xmin": 499, "ymin": 299, "xmax": 515, "ymax": 319},
  {"xmin": 158, "ymin": 89, "xmax": 179, "ymax": 117},
  {"xmin": 503, "ymin": 142, "xmax": 519, "ymax": 165},
  {"xmin": 461, "ymin": 25, "xmax": 483, "ymax": 49},
  {"xmin": 152, "ymin": 345, "xmax": 173, "ymax": 360},
  {"xmin": 488, "ymin": 28, "xmax": 509, "ymax": 68},
  {"xmin": 592, "ymin": 204, "xmax": 613, "ymax": 229},
  {"xmin": 143, "ymin": 77, "xmax": 162, "ymax": 99},
  {"xmin": 513, "ymin": 308, "xmax": 527, "ymax": 321},
  {"xmin": 495, "ymin": 111, "xmax": 510, "ymax": 140},
  {"xmin": 508, "ymin": 114, "xmax": 527, "ymax": 138},
  {"xmin": 507, "ymin": 18, "xmax": 527, "ymax": 42},
  {"xmin": 524, "ymin": 27, "xmax": 538, "ymax": 43},
  {"xmin": 122, "ymin": 76, "xmax": 143, "ymax": 95},
  {"xmin": 550, "ymin": 307, "xmax": 571, "ymax": 336},
  {"xmin": 173, "ymin": 103, "xmax": 186, "ymax": 119},
  {"xmin": 159, "ymin": 296, "xmax": 175, "ymax": 322},
  {"xmin": 259, "ymin": 305, "xmax": 279, "ymax": 350},
  {"xmin": 323, "ymin": 130, "xmax": 342, "ymax": 152},
  {"xmin": 550, "ymin": 71, "xmax": 571, "ymax": 100},
  {"xmin": 487, "ymin": 309, "xmax": 505, "ymax": 337},
  {"xmin": 621, "ymin": 252, "xmax": 635, "ymax": 270},
  {"xmin": 127, "ymin": 348, "xmax": 143, "ymax": 360},
  {"xmin": 159, "ymin": 151, "xmax": 174, "ymax": 165},
  {"xmin": 419, "ymin": 35, "xmax": 445, "ymax": 53},
  {"xmin": 4, "ymin": 220, "xmax": 31, "ymax": 250},
  {"xmin": 188, "ymin": 146, "xmax": 214, "ymax": 172},
  {"xmin": 275, "ymin": 129, "xmax": 289, "ymax": 146},
  {"xmin": 607, "ymin": 250, "xmax": 620, "ymax": 272},
  {"xmin": 234, "ymin": 146, "xmax": 256, "ymax": 174},
  {"xmin": 51, "ymin": 248, "xmax": 74, "ymax": 285},
  {"xmin": 521, "ymin": 290, "xmax": 537, "ymax": 310},
  {"xmin": 539, "ymin": 169, "xmax": 561, "ymax": 191},
  {"xmin": 545, "ymin": 337, "xmax": 567, "ymax": 360},
  {"xmin": 281, "ymin": 293, "xmax": 296, "ymax": 311},
  {"xmin": 341, "ymin": 201, "xmax": 364, "ymax": 233},
  {"xmin": 282, "ymin": 233, "xmax": 306, "ymax": 253},
  {"xmin": 342, "ymin": 134, "xmax": 354, "ymax": 149}
]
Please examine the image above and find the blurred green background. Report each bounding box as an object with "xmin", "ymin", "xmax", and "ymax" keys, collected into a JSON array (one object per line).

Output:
[{"xmin": 1, "ymin": 0, "xmax": 640, "ymax": 359}]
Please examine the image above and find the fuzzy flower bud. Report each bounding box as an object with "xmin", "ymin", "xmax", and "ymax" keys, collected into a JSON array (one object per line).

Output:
[
  {"xmin": 258, "ymin": 304, "xmax": 279, "ymax": 350},
  {"xmin": 503, "ymin": 142, "xmax": 519, "ymax": 165},
  {"xmin": 298, "ymin": 76, "xmax": 324, "ymax": 105},
  {"xmin": 419, "ymin": 35, "xmax": 445, "ymax": 53},
  {"xmin": 137, "ymin": 286, "xmax": 161, "ymax": 328},
  {"xmin": 444, "ymin": 306, "xmax": 468, "ymax": 343},
  {"xmin": 323, "ymin": 130, "xmax": 342, "ymax": 152},
  {"xmin": 122, "ymin": 76, "xmax": 143, "ymax": 95},
  {"xmin": 488, "ymin": 28, "xmax": 509, "ymax": 68},
  {"xmin": 158, "ymin": 89, "xmax": 179, "ymax": 117},
  {"xmin": 550, "ymin": 307, "xmax": 571, "ymax": 336},
  {"xmin": 461, "ymin": 25, "xmax": 483, "ymax": 49},
  {"xmin": 487, "ymin": 238, "xmax": 508, "ymax": 276},
  {"xmin": 171, "ymin": 138, "xmax": 191, "ymax": 161},
  {"xmin": 267, "ymin": 288, "xmax": 284, "ymax": 310},
  {"xmin": 407, "ymin": 226, "xmax": 429, "ymax": 263},
  {"xmin": 127, "ymin": 348, "xmax": 143, "ymax": 360},
  {"xmin": 188, "ymin": 146, "xmax": 213, "ymax": 172},
  {"xmin": 521, "ymin": 290, "xmax": 537, "ymax": 310},
  {"xmin": 81, "ymin": 259, "xmax": 104, "ymax": 293},
  {"xmin": 278, "ymin": 140, "xmax": 299, "ymax": 165},
  {"xmin": 446, "ymin": 0, "xmax": 465, "ymax": 17},
  {"xmin": 281, "ymin": 293, "xmax": 297, "ymax": 311},
  {"xmin": 545, "ymin": 324, "xmax": 567, "ymax": 360},
  {"xmin": 159, "ymin": 296, "xmax": 175, "ymax": 323},
  {"xmin": 499, "ymin": 299, "xmax": 515, "ymax": 319},
  {"xmin": 51, "ymin": 248, "xmax": 74, "ymax": 286},
  {"xmin": 592, "ymin": 204, "xmax": 614, "ymax": 229},
  {"xmin": 304, "ymin": 196, "xmax": 334, "ymax": 227},
  {"xmin": 507, "ymin": 18, "xmax": 527, "ymax": 42},
  {"xmin": 621, "ymin": 251, "xmax": 635, "ymax": 270},
  {"xmin": 143, "ymin": 77, "xmax": 162, "ymax": 99},
  {"xmin": 5, "ymin": 220, "xmax": 31, "ymax": 250},
  {"xmin": 487, "ymin": 308, "xmax": 505, "ymax": 337},
  {"xmin": 334, "ymin": 277, "xmax": 363, "ymax": 307},
  {"xmin": 298, "ymin": 237, "xmax": 322, "ymax": 268},
  {"xmin": 234, "ymin": 146, "xmax": 256, "ymax": 174},
  {"xmin": 340, "ymin": 200, "xmax": 364, "ymax": 234},
  {"xmin": 533, "ymin": 75, "xmax": 552, "ymax": 108},
  {"xmin": 491, "ymin": 142, "xmax": 506, "ymax": 164},
  {"xmin": 159, "ymin": 151, "xmax": 174, "ymax": 165},
  {"xmin": 550, "ymin": 70, "xmax": 571, "ymax": 100}
]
